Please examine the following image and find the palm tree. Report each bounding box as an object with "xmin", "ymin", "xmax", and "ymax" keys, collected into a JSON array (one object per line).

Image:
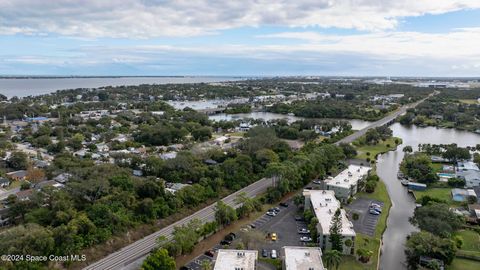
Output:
[
  {"xmin": 201, "ymin": 260, "xmax": 212, "ymax": 270},
  {"xmin": 323, "ymin": 250, "xmax": 342, "ymax": 270},
  {"xmin": 356, "ymin": 248, "xmax": 373, "ymax": 263}
]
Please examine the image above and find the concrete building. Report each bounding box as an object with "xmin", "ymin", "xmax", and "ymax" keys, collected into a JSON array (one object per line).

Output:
[
  {"xmin": 283, "ymin": 246, "xmax": 326, "ymax": 270},
  {"xmin": 213, "ymin": 249, "xmax": 258, "ymax": 270},
  {"xmin": 303, "ymin": 190, "xmax": 355, "ymax": 255},
  {"xmin": 322, "ymin": 165, "xmax": 371, "ymax": 202}
]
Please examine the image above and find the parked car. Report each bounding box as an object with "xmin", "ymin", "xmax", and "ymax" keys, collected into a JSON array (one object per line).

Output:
[
  {"xmin": 369, "ymin": 209, "xmax": 380, "ymax": 215},
  {"xmin": 204, "ymin": 250, "xmax": 215, "ymax": 257},
  {"xmin": 266, "ymin": 211, "xmax": 277, "ymax": 217},
  {"xmin": 312, "ymin": 179, "xmax": 322, "ymax": 184},
  {"xmin": 250, "ymin": 223, "xmax": 256, "ymax": 229},
  {"xmin": 371, "ymin": 203, "xmax": 381, "ymax": 208},
  {"xmin": 298, "ymin": 228, "xmax": 310, "ymax": 234},
  {"xmin": 271, "ymin": 233, "xmax": 278, "ymax": 241},
  {"xmin": 220, "ymin": 240, "xmax": 231, "ymax": 245},
  {"xmin": 369, "ymin": 206, "xmax": 382, "ymax": 213},
  {"xmin": 305, "ymin": 186, "xmax": 313, "ymax": 190},
  {"xmin": 294, "ymin": 215, "xmax": 304, "ymax": 221},
  {"xmin": 225, "ymin": 232, "xmax": 236, "ymax": 241},
  {"xmin": 273, "ymin": 207, "xmax": 280, "ymax": 212},
  {"xmin": 271, "ymin": 250, "xmax": 277, "ymax": 259},
  {"xmin": 262, "ymin": 249, "xmax": 268, "ymax": 257},
  {"xmin": 279, "ymin": 202, "xmax": 289, "ymax": 207},
  {"xmin": 300, "ymin": 236, "xmax": 313, "ymax": 242}
]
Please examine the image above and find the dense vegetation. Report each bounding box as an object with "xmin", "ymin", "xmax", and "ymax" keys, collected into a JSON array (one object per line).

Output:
[{"xmin": 398, "ymin": 88, "xmax": 480, "ymax": 132}]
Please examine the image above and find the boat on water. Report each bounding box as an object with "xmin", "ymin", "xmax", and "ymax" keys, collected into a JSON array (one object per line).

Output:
[{"xmin": 401, "ymin": 180, "xmax": 410, "ymax": 186}]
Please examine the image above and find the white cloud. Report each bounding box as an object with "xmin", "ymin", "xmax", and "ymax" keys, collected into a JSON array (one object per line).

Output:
[{"xmin": 0, "ymin": 0, "xmax": 479, "ymax": 38}]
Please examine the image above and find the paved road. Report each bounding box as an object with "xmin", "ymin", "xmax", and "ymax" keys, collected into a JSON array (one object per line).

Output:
[
  {"xmin": 85, "ymin": 93, "xmax": 435, "ymax": 270},
  {"xmin": 83, "ymin": 177, "xmax": 276, "ymax": 270},
  {"xmin": 335, "ymin": 93, "xmax": 435, "ymax": 145}
]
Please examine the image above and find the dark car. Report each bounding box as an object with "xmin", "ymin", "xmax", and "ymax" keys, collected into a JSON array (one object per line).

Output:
[
  {"xmin": 225, "ymin": 232, "xmax": 236, "ymax": 241},
  {"xmin": 220, "ymin": 240, "xmax": 231, "ymax": 245},
  {"xmin": 250, "ymin": 223, "xmax": 256, "ymax": 229},
  {"xmin": 305, "ymin": 186, "xmax": 313, "ymax": 190},
  {"xmin": 294, "ymin": 215, "xmax": 304, "ymax": 221},
  {"xmin": 180, "ymin": 266, "xmax": 190, "ymax": 270},
  {"xmin": 204, "ymin": 250, "xmax": 215, "ymax": 257},
  {"xmin": 262, "ymin": 249, "xmax": 268, "ymax": 257},
  {"xmin": 279, "ymin": 202, "xmax": 289, "ymax": 207}
]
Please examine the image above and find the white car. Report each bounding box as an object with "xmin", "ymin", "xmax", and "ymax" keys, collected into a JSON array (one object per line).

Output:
[
  {"xmin": 298, "ymin": 228, "xmax": 310, "ymax": 234},
  {"xmin": 300, "ymin": 236, "xmax": 313, "ymax": 242},
  {"xmin": 369, "ymin": 209, "xmax": 380, "ymax": 215},
  {"xmin": 266, "ymin": 211, "xmax": 277, "ymax": 217},
  {"xmin": 271, "ymin": 250, "xmax": 277, "ymax": 259}
]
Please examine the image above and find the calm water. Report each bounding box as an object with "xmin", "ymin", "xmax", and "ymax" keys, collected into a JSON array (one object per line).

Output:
[
  {"xmin": 0, "ymin": 77, "xmax": 240, "ymax": 98},
  {"xmin": 209, "ymin": 112, "xmax": 373, "ymax": 130},
  {"xmin": 378, "ymin": 123, "xmax": 480, "ymax": 270}
]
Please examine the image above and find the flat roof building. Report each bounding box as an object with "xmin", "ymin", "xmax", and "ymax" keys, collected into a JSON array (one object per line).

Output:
[
  {"xmin": 323, "ymin": 165, "xmax": 371, "ymax": 202},
  {"xmin": 213, "ymin": 250, "xmax": 258, "ymax": 270},
  {"xmin": 283, "ymin": 246, "xmax": 326, "ymax": 270},
  {"xmin": 303, "ymin": 189, "xmax": 355, "ymax": 255}
]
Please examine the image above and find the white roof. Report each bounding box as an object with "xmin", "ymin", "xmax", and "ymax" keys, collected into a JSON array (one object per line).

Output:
[
  {"xmin": 303, "ymin": 190, "xmax": 355, "ymax": 236},
  {"xmin": 283, "ymin": 246, "xmax": 325, "ymax": 270},
  {"xmin": 325, "ymin": 164, "xmax": 370, "ymax": 189},
  {"xmin": 214, "ymin": 250, "xmax": 257, "ymax": 270}
]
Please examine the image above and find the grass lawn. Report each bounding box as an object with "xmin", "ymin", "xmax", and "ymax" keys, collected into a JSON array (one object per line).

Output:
[
  {"xmin": 354, "ymin": 137, "xmax": 402, "ymax": 161},
  {"xmin": 449, "ymin": 258, "xmax": 480, "ymax": 270},
  {"xmin": 413, "ymin": 187, "xmax": 461, "ymax": 206},
  {"xmin": 225, "ymin": 131, "xmax": 245, "ymax": 137},
  {"xmin": 338, "ymin": 180, "xmax": 392, "ymax": 270},
  {"xmin": 456, "ymin": 230, "xmax": 480, "ymax": 252},
  {"xmin": 430, "ymin": 163, "xmax": 444, "ymax": 173},
  {"xmin": 459, "ymin": 99, "xmax": 479, "ymax": 105},
  {"xmin": 6, "ymin": 180, "xmax": 24, "ymax": 190}
]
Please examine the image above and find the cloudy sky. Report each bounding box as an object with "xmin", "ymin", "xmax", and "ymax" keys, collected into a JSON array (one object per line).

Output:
[{"xmin": 1, "ymin": 0, "xmax": 480, "ymax": 76}]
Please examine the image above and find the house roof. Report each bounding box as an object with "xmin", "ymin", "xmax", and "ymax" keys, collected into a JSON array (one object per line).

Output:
[{"xmin": 6, "ymin": 170, "xmax": 27, "ymax": 178}]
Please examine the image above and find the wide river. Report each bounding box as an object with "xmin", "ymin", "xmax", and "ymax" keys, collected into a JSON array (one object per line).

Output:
[
  {"xmin": 0, "ymin": 76, "xmax": 241, "ymax": 98},
  {"xmin": 377, "ymin": 123, "xmax": 480, "ymax": 270}
]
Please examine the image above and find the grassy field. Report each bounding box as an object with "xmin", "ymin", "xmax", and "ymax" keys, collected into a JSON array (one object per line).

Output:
[
  {"xmin": 354, "ymin": 137, "xmax": 402, "ymax": 161},
  {"xmin": 449, "ymin": 258, "xmax": 480, "ymax": 270},
  {"xmin": 456, "ymin": 230, "xmax": 480, "ymax": 252},
  {"xmin": 459, "ymin": 99, "xmax": 479, "ymax": 105},
  {"xmin": 338, "ymin": 179, "xmax": 392, "ymax": 270},
  {"xmin": 413, "ymin": 187, "xmax": 461, "ymax": 206},
  {"xmin": 430, "ymin": 163, "xmax": 444, "ymax": 173}
]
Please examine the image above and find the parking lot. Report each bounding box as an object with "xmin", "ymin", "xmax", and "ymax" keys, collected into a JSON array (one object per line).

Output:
[{"xmin": 345, "ymin": 197, "xmax": 384, "ymax": 236}]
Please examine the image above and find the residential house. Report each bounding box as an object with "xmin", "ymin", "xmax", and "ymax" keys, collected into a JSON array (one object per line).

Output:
[
  {"xmin": 0, "ymin": 177, "xmax": 10, "ymax": 188},
  {"xmin": 451, "ymin": 188, "xmax": 477, "ymax": 202},
  {"xmin": 6, "ymin": 170, "xmax": 27, "ymax": 181}
]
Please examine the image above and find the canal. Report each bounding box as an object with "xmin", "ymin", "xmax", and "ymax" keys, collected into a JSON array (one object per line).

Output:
[{"xmin": 377, "ymin": 123, "xmax": 480, "ymax": 270}]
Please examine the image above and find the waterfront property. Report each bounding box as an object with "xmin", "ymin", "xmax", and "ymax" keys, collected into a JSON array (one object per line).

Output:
[
  {"xmin": 213, "ymin": 249, "xmax": 258, "ymax": 270},
  {"xmin": 451, "ymin": 188, "xmax": 477, "ymax": 202},
  {"xmin": 303, "ymin": 189, "xmax": 355, "ymax": 255},
  {"xmin": 322, "ymin": 164, "xmax": 371, "ymax": 202},
  {"xmin": 407, "ymin": 182, "xmax": 427, "ymax": 191},
  {"xmin": 456, "ymin": 161, "xmax": 480, "ymax": 188},
  {"xmin": 283, "ymin": 246, "xmax": 326, "ymax": 270}
]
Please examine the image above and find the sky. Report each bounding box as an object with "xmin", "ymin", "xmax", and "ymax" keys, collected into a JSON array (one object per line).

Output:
[{"xmin": 1, "ymin": 0, "xmax": 480, "ymax": 77}]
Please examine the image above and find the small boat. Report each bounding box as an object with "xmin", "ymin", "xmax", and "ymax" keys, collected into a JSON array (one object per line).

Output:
[{"xmin": 401, "ymin": 180, "xmax": 410, "ymax": 186}]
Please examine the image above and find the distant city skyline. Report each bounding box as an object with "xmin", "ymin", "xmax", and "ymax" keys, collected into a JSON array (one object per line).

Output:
[{"xmin": 1, "ymin": 1, "xmax": 480, "ymax": 76}]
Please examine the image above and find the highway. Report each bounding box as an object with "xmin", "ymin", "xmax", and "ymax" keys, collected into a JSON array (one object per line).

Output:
[
  {"xmin": 85, "ymin": 93, "xmax": 434, "ymax": 270},
  {"xmin": 335, "ymin": 93, "xmax": 435, "ymax": 145},
  {"xmin": 83, "ymin": 177, "xmax": 275, "ymax": 270}
]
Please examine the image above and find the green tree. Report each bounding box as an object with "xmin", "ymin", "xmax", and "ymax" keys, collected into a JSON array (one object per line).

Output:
[
  {"xmin": 403, "ymin": 145, "xmax": 413, "ymax": 153},
  {"xmin": 142, "ymin": 248, "xmax": 176, "ymax": 270},
  {"xmin": 410, "ymin": 203, "xmax": 464, "ymax": 237},
  {"xmin": 329, "ymin": 208, "xmax": 343, "ymax": 252},
  {"xmin": 214, "ymin": 201, "xmax": 237, "ymax": 226},
  {"xmin": 356, "ymin": 248, "xmax": 373, "ymax": 263},
  {"xmin": 7, "ymin": 151, "xmax": 29, "ymax": 170},
  {"xmin": 405, "ymin": 231, "xmax": 457, "ymax": 268},
  {"xmin": 323, "ymin": 249, "xmax": 342, "ymax": 270}
]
